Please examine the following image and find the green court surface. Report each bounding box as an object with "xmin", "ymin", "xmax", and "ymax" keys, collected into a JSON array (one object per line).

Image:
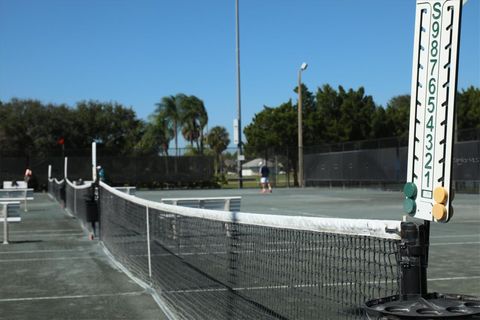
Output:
[
  {"xmin": 136, "ymin": 187, "xmax": 480, "ymax": 296},
  {"xmin": 0, "ymin": 193, "xmax": 169, "ymax": 320},
  {"xmin": 1, "ymin": 188, "xmax": 478, "ymax": 319}
]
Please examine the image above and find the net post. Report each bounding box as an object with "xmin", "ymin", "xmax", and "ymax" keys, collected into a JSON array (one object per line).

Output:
[
  {"xmin": 399, "ymin": 221, "xmax": 429, "ymax": 299},
  {"xmin": 64, "ymin": 157, "xmax": 68, "ymax": 180},
  {"xmin": 146, "ymin": 205, "xmax": 152, "ymax": 279},
  {"xmin": 92, "ymin": 142, "xmax": 97, "ymax": 182},
  {"xmin": 24, "ymin": 190, "xmax": 28, "ymax": 213},
  {"xmin": 2, "ymin": 204, "xmax": 8, "ymax": 245},
  {"xmin": 74, "ymin": 187, "xmax": 77, "ymax": 215},
  {"xmin": 224, "ymin": 198, "xmax": 231, "ymax": 211}
]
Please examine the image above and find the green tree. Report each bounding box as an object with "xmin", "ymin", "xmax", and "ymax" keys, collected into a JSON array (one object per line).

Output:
[
  {"xmin": 456, "ymin": 86, "xmax": 480, "ymax": 130},
  {"xmin": 384, "ymin": 94, "xmax": 411, "ymax": 140},
  {"xmin": 0, "ymin": 99, "xmax": 144, "ymax": 157},
  {"xmin": 155, "ymin": 94, "xmax": 185, "ymax": 156},
  {"xmin": 135, "ymin": 117, "xmax": 171, "ymax": 156},
  {"xmin": 180, "ymin": 95, "xmax": 208, "ymax": 153},
  {"xmin": 309, "ymin": 85, "xmax": 379, "ymax": 144},
  {"xmin": 337, "ymin": 87, "xmax": 376, "ymax": 141},
  {"xmin": 244, "ymin": 101, "xmax": 299, "ymax": 185},
  {"xmin": 74, "ymin": 101, "xmax": 143, "ymax": 154},
  {"xmin": 370, "ymin": 107, "xmax": 392, "ymax": 139},
  {"xmin": 0, "ymin": 99, "xmax": 75, "ymax": 157},
  {"xmin": 313, "ymin": 84, "xmax": 343, "ymax": 144},
  {"xmin": 206, "ymin": 126, "xmax": 230, "ymax": 173}
]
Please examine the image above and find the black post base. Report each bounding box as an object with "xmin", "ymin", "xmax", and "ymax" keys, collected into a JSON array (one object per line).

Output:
[{"xmin": 364, "ymin": 292, "xmax": 480, "ymax": 319}]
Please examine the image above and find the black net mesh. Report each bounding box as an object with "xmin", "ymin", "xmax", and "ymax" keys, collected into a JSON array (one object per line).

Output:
[
  {"xmin": 100, "ymin": 188, "xmax": 150, "ymax": 284},
  {"xmin": 99, "ymin": 183, "xmax": 402, "ymax": 320},
  {"xmin": 65, "ymin": 179, "xmax": 93, "ymax": 224},
  {"xmin": 48, "ymin": 178, "xmax": 65, "ymax": 204}
]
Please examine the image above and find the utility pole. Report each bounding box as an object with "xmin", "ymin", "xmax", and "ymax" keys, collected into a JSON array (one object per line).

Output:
[
  {"xmin": 298, "ymin": 62, "xmax": 308, "ymax": 187},
  {"xmin": 235, "ymin": 0, "xmax": 243, "ymax": 188}
]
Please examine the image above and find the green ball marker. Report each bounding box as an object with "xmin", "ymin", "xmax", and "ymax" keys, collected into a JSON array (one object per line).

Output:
[
  {"xmin": 403, "ymin": 182, "xmax": 417, "ymax": 198},
  {"xmin": 403, "ymin": 198, "xmax": 416, "ymax": 215}
]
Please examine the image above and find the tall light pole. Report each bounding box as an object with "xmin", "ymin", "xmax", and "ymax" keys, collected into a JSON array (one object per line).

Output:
[
  {"xmin": 298, "ymin": 62, "xmax": 308, "ymax": 188},
  {"xmin": 235, "ymin": 0, "xmax": 243, "ymax": 188}
]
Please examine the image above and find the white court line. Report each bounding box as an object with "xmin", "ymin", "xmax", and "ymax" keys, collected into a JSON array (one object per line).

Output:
[
  {"xmin": 168, "ymin": 282, "xmax": 367, "ymax": 294},
  {"xmin": 0, "ymin": 291, "xmax": 145, "ymax": 303},
  {"xmin": 0, "ymin": 249, "xmax": 88, "ymax": 255},
  {"xmin": 0, "ymin": 256, "xmax": 96, "ymax": 263},
  {"xmin": 9, "ymin": 233, "xmax": 84, "ymax": 237},
  {"xmin": 137, "ymin": 246, "xmax": 326, "ymax": 259},
  {"xmin": 431, "ymin": 241, "xmax": 480, "ymax": 246},
  {"xmin": 431, "ymin": 234, "xmax": 480, "ymax": 239},
  {"xmin": 100, "ymin": 243, "xmax": 177, "ymax": 320},
  {"xmin": 10, "ymin": 229, "xmax": 80, "ymax": 234},
  {"xmin": 428, "ymin": 276, "xmax": 480, "ymax": 282},
  {"xmin": 168, "ymin": 276, "xmax": 480, "ymax": 294}
]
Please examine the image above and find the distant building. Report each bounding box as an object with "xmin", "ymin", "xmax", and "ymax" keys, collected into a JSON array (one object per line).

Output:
[
  {"xmin": 242, "ymin": 158, "xmax": 274, "ymax": 177},
  {"xmin": 224, "ymin": 158, "xmax": 284, "ymax": 176}
]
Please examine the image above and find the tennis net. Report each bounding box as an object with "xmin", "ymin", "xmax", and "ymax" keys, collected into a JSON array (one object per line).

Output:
[
  {"xmin": 99, "ymin": 182, "xmax": 402, "ymax": 320},
  {"xmin": 48, "ymin": 178, "xmax": 65, "ymax": 204},
  {"xmin": 65, "ymin": 178, "xmax": 93, "ymax": 225}
]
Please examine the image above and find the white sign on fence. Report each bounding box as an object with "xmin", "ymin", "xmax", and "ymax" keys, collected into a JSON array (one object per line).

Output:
[
  {"xmin": 405, "ymin": 0, "xmax": 463, "ymax": 222},
  {"xmin": 233, "ymin": 119, "xmax": 239, "ymax": 145}
]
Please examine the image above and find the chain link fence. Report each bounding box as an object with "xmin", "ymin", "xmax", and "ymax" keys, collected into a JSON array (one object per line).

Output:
[
  {"xmin": 0, "ymin": 149, "xmax": 215, "ymax": 190},
  {"xmin": 223, "ymin": 129, "xmax": 479, "ymax": 192},
  {"xmin": 1, "ymin": 128, "xmax": 478, "ymax": 191}
]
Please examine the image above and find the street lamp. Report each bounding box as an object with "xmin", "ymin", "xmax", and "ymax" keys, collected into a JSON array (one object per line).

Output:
[{"xmin": 298, "ymin": 62, "xmax": 308, "ymax": 187}]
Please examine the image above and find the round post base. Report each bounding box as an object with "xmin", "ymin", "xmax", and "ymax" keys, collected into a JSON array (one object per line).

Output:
[{"xmin": 364, "ymin": 293, "xmax": 480, "ymax": 319}]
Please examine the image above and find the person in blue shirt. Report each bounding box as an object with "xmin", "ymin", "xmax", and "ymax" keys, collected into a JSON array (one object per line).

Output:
[
  {"xmin": 96, "ymin": 166, "xmax": 106, "ymax": 182},
  {"xmin": 258, "ymin": 161, "xmax": 272, "ymax": 193}
]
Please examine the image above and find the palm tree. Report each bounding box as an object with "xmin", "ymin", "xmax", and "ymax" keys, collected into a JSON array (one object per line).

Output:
[
  {"xmin": 155, "ymin": 94, "xmax": 185, "ymax": 156},
  {"xmin": 196, "ymin": 99, "xmax": 208, "ymax": 154},
  {"xmin": 206, "ymin": 126, "xmax": 230, "ymax": 173},
  {"xmin": 135, "ymin": 119, "xmax": 171, "ymax": 156},
  {"xmin": 180, "ymin": 95, "xmax": 208, "ymax": 154}
]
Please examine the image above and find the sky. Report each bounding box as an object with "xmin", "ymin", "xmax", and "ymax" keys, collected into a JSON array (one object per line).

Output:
[{"xmin": 0, "ymin": 0, "xmax": 479, "ymax": 148}]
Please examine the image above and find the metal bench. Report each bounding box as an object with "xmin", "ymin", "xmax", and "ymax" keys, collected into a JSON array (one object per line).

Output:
[
  {"xmin": 161, "ymin": 196, "xmax": 241, "ymax": 212},
  {"xmin": 114, "ymin": 186, "xmax": 136, "ymax": 196},
  {"xmin": 3, "ymin": 181, "xmax": 28, "ymax": 189},
  {"xmin": 0, "ymin": 201, "xmax": 21, "ymax": 244},
  {"xmin": 0, "ymin": 188, "xmax": 34, "ymax": 212},
  {"xmin": 159, "ymin": 197, "xmax": 242, "ymax": 241}
]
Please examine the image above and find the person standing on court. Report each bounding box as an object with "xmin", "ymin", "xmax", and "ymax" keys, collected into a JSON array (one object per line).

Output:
[
  {"xmin": 96, "ymin": 166, "xmax": 106, "ymax": 182},
  {"xmin": 258, "ymin": 161, "xmax": 272, "ymax": 193},
  {"xmin": 24, "ymin": 168, "xmax": 32, "ymax": 187}
]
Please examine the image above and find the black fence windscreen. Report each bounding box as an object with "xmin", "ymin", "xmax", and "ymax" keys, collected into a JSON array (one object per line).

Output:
[
  {"xmin": 1, "ymin": 155, "xmax": 215, "ymax": 190},
  {"xmin": 305, "ymin": 141, "xmax": 480, "ymax": 191}
]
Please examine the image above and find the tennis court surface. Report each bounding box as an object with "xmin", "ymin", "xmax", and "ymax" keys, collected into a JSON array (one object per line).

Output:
[
  {"xmin": 0, "ymin": 193, "xmax": 169, "ymax": 320},
  {"xmin": 2, "ymin": 185, "xmax": 479, "ymax": 319}
]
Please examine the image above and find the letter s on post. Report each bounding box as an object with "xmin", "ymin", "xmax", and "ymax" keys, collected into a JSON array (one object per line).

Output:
[{"xmin": 433, "ymin": 2, "xmax": 442, "ymax": 19}]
